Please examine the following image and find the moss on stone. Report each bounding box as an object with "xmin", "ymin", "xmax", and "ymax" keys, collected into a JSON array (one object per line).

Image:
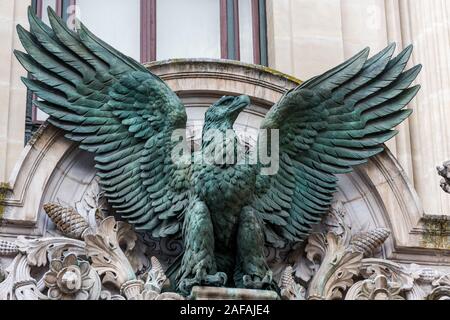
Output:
[
  {"xmin": 144, "ymin": 58, "xmax": 303, "ymax": 85},
  {"xmin": 0, "ymin": 183, "xmax": 11, "ymax": 220},
  {"xmin": 258, "ymin": 65, "xmax": 302, "ymax": 84},
  {"xmin": 420, "ymin": 215, "xmax": 450, "ymax": 249}
]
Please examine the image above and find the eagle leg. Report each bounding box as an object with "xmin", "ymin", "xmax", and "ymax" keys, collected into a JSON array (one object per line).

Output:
[
  {"xmin": 235, "ymin": 206, "xmax": 274, "ymax": 290},
  {"xmin": 177, "ymin": 199, "xmax": 227, "ymax": 296}
]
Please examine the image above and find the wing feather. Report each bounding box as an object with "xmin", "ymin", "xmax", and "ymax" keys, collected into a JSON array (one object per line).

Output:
[
  {"xmin": 16, "ymin": 7, "xmax": 190, "ymax": 237},
  {"xmin": 252, "ymin": 44, "xmax": 421, "ymax": 247}
]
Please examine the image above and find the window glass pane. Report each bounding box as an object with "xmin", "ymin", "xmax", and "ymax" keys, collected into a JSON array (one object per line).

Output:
[
  {"xmin": 76, "ymin": 0, "xmax": 141, "ymax": 61},
  {"xmin": 156, "ymin": 0, "xmax": 221, "ymax": 60},
  {"xmin": 41, "ymin": 0, "xmax": 57, "ymax": 25},
  {"xmin": 239, "ymin": 0, "xmax": 254, "ymax": 64},
  {"xmin": 36, "ymin": 107, "xmax": 49, "ymax": 122},
  {"xmin": 34, "ymin": 0, "xmax": 56, "ymax": 123}
]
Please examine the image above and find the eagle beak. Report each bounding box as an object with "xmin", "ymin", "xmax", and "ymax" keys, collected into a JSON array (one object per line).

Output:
[{"xmin": 230, "ymin": 95, "xmax": 251, "ymax": 113}]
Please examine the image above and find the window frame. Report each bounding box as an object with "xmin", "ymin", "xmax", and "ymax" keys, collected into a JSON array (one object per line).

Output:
[
  {"xmin": 142, "ymin": 0, "xmax": 268, "ymax": 65},
  {"xmin": 29, "ymin": 0, "xmax": 80, "ymax": 128},
  {"xmin": 33, "ymin": 0, "xmax": 75, "ymax": 19},
  {"xmin": 29, "ymin": 0, "xmax": 70, "ymax": 132},
  {"xmin": 27, "ymin": 0, "xmax": 268, "ymax": 139},
  {"xmin": 34, "ymin": 0, "xmax": 268, "ymax": 65}
]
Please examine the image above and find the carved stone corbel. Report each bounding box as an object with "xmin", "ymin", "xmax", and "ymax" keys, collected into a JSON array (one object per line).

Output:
[
  {"xmin": 2, "ymin": 195, "xmax": 450, "ymax": 301},
  {"xmin": 306, "ymin": 231, "xmax": 363, "ymax": 300}
]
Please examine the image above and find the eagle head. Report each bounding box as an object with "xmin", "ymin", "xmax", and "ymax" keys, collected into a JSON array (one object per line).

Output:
[{"xmin": 204, "ymin": 95, "xmax": 251, "ymax": 131}]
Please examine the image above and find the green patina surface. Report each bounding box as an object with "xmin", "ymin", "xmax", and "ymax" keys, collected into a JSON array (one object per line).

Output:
[{"xmin": 15, "ymin": 6, "xmax": 421, "ymax": 296}]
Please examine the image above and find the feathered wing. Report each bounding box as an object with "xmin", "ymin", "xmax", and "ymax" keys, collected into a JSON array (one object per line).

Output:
[
  {"xmin": 251, "ymin": 44, "xmax": 421, "ymax": 248},
  {"xmin": 15, "ymin": 7, "xmax": 191, "ymax": 237}
]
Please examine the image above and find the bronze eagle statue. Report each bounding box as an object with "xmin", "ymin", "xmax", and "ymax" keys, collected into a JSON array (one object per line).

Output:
[{"xmin": 16, "ymin": 7, "xmax": 421, "ymax": 296}]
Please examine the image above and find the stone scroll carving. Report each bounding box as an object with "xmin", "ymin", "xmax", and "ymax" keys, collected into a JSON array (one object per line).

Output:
[
  {"xmin": 277, "ymin": 202, "xmax": 450, "ymax": 301},
  {"xmin": 1, "ymin": 192, "xmax": 449, "ymax": 300},
  {"xmin": 0, "ymin": 190, "xmax": 184, "ymax": 300}
]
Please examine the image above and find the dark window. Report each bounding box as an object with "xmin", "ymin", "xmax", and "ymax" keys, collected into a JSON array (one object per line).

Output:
[
  {"xmin": 27, "ymin": 1, "xmax": 70, "ymax": 141},
  {"xmin": 141, "ymin": 0, "xmax": 268, "ymax": 65}
]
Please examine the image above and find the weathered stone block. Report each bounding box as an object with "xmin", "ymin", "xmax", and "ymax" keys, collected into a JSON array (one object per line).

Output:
[{"xmin": 191, "ymin": 286, "xmax": 280, "ymax": 300}]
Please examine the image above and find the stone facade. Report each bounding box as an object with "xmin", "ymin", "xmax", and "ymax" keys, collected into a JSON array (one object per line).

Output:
[
  {"xmin": 0, "ymin": 0, "xmax": 28, "ymax": 183},
  {"xmin": 267, "ymin": 0, "xmax": 450, "ymax": 217}
]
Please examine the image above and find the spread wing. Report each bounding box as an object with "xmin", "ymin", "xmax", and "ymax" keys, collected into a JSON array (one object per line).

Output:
[
  {"xmin": 251, "ymin": 44, "xmax": 421, "ymax": 248},
  {"xmin": 15, "ymin": 7, "xmax": 190, "ymax": 237}
]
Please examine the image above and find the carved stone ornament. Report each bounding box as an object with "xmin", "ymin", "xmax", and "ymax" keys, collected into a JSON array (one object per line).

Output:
[
  {"xmin": 346, "ymin": 275, "xmax": 404, "ymax": 300},
  {"xmin": 278, "ymin": 266, "xmax": 306, "ymax": 300},
  {"xmin": 298, "ymin": 202, "xmax": 391, "ymax": 300},
  {"xmin": 277, "ymin": 201, "xmax": 450, "ymax": 301},
  {"xmin": 43, "ymin": 254, "xmax": 101, "ymax": 300},
  {"xmin": 438, "ymin": 161, "xmax": 450, "ymax": 194},
  {"xmin": 427, "ymin": 275, "xmax": 450, "ymax": 300},
  {"xmin": 1, "ymin": 189, "xmax": 450, "ymax": 300},
  {"xmin": 0, "ymin": 193, "xmax": 184, "ymax": 300}
]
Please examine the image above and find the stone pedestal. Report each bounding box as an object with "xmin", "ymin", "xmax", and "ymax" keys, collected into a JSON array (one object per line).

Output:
[{"xmin": 191, "ymin": 287, "xmax": 280, "ymax": 300}]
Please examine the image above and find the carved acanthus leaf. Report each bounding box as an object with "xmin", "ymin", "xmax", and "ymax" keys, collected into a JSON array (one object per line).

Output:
[
  {"xmin": 16, "ymin": 236, "xmax": 85, "ymax": 268},
  {"xmin": 303, "ymin": 202, "xmax": 392, "ymax": 301},
  {"xmin": 360, "ymin": 259, "xmax": 415, "ymax": 291},
  {"xmin": 346, "ymin": 275, "xmax": 404, "ymax": 300},
  {"xmin": 426, "ymin": 274, "xmax": 450, "ymax": 300},
  {"xmin": 116, "ymin": 221, "xmax": 149, "ymax": 274},
  {"xmin": 0, "ymin": 254, "xmax": 47, "ymax": 300},
  {"xmin": 306, "ymin": 231, "xmax": 363, "ymax": 300},
  {"xmin": 305, "ymin": 233, "xmax": 327, "ymax": 265},
  {"xmin": 84, "ymin": 217, "xmax": 136, "ymax": 290},
  {"xmin": 75, "ymin": 177, "xmax": 108, "ymax": 229}
]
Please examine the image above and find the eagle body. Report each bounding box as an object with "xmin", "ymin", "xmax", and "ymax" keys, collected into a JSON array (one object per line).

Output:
[
  {"xmin": 192, "ymin": 140, "xmax": 257, "ymax": 254},
  {"xmin": 16, "ymin": 7, "xmax": 422, "ymax": 296}
]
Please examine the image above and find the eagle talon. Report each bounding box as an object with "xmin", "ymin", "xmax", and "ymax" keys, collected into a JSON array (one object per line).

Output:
[
  {"xmin": 243, "ymin": 271, "xmax": 273, "ymax": 290},
  {"xmin": 179, "ymin": 271, "xmax": 228, "ymax": 296}
]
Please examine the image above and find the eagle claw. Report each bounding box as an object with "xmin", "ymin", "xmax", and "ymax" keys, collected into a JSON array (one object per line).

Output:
[{"xmin": 179, "ymin": 271, "xmax": 228, "ymax": 296}]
